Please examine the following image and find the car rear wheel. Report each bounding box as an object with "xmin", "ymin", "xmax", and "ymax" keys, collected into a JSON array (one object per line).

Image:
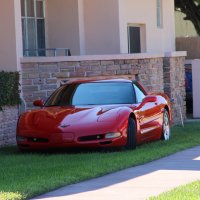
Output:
[
  {"xmin": 126, "ymin": 118, "xmax": 137, "ymax": 150},
  {"xmin": 161, "ymin": 110, "xmax": 171, "ymax": 141}
]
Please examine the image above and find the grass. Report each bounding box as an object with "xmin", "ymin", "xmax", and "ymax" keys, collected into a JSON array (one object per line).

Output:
[
  {"xmin": 150, "ymin": 180, "xmax": 200, "ymax": 200},
  {"xmin": 0, "ymin": 122, "xmax": 200, "ymax": 200}
]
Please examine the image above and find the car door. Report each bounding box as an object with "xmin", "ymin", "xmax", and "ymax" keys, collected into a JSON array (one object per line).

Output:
[{"xmin": 133, "ymin": 83, "xmax": 162, "ymax": 141}]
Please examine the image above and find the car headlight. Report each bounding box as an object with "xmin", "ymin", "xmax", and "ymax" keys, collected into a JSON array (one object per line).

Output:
[{"xmin": 105, "ymin": 132, "xmax": 121, "ymax": 139}]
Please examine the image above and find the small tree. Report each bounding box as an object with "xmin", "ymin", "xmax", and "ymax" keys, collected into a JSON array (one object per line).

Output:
[{"xmin": 175, "ymin": 0, "xmax": 200, "ymax": 36}]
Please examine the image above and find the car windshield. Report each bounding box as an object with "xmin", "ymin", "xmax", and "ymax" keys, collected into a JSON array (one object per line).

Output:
[{"xmin": 45, "ymin": 82, "xmax": 135, "ymax": 106}]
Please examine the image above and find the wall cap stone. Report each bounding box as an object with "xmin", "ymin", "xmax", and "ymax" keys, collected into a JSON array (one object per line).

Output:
[
  {"xmin": 165, "ymin": 51, "xmax": 187, "ymax": 58},
  {"xmin": 191, "ymin": 59, "xmax": 200, "ymax": 65},
  {"xmin": 185, "ymin": 59, "xmax": 193, "ymax": 65},
  {"xmin": 21, "ymin": 53, "xmax": 166, "ymax": 63},
  {"xmin": 21, "ymin": 52, "xmax": 187, "ymax": 64}
]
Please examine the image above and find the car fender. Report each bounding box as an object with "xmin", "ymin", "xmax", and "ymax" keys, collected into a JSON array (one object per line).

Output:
[
  {"xmin": 158, "ymin": 93, "xmax": 172, "ymax": 123},
  {"xmin": 149, "ymin": 92, "xmax": 172, "ymax": 124},
  {"xmin": 118, "ymin": 106, "xmax": 133, "ymax": 121},
  {"xmin": 117, "ymin": 106, "xmax": 137, "ymax": 130}
]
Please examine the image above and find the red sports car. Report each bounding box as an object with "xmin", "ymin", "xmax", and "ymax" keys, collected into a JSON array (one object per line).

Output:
[{"xmin": 16, "ymin": 79, "xmax": 172, "ymax": 151}]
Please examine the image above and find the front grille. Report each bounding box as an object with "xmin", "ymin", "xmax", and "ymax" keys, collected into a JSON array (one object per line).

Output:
[
  {"xmin": 78, "ymin": 134, "xmax": 104, "ymax": 142},
  {"xmin": 99, "ymin": 141, "xmax": 112, "ymax": 145},
  {"xmin": 28, "ymin": 137, "xmax": 48, "ymax": 143},
  {"xmin": 19, "ymin": 144, "xmax": 30, "ymax": 148}
]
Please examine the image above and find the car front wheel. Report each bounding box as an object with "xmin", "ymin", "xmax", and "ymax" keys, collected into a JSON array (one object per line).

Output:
[
  {"xmin": 126, "ymin": 118, "xmax": 137, "ymax": 149},
  {"xmin": 161, "ymin": 110, "xmax": 171, "ymax": 141}
]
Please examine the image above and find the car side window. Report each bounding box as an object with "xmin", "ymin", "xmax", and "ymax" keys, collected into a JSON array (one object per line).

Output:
[{"xmin": 133, "ymin": 84, "xmax": 146, "ymax": 103}]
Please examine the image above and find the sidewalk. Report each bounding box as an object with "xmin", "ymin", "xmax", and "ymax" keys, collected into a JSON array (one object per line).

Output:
[{"xmin": 32, "ymin": 146, "xmax": 200, "ymax": 200}]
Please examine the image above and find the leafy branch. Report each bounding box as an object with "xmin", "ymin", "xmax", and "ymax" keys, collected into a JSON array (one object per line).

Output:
[{"xmin": 175, "ymin": 0, "xmax": 200, "ymax": 35}]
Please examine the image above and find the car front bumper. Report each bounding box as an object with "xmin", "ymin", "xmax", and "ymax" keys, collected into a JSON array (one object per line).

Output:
[{"xmin": 17, "ymin": 130, "xmax": 127, "ymax": 150}]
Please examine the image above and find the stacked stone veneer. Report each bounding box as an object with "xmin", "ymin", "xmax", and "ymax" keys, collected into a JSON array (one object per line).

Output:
[
  {"xmin": 21, "ymin": 57, "xmax": 164, "ymax": 108},
  {"xmin": 0, "ymin": 106, "xmax": 18, "ymax": 147},
  {"xmin": 163, "ymin": 56, "xmax": 186, "ymax": 124},
  {"xmin": 21, "ymin": 53, "xmax": 186, "ymax": 124}
]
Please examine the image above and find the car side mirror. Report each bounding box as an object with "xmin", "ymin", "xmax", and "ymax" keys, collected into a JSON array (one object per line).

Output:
[
  {"xmin": 33, "ymin": 99, "xmax": 44, "ymax": 107},
  {"xmin": 143, "ymin": 96, "xmax": 157, "ymax": 103}
]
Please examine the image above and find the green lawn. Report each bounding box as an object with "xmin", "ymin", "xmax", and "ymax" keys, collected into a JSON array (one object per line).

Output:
[
  {"xmin": 0, "ymin": 122, "xmax": 200, "ymax": 200},
  {"xmin": 150, "ymin": 180, "xmax": 200, "ymax": 200}
]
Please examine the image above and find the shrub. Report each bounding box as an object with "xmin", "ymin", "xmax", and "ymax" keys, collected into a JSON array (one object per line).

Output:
[{"xmin": 0, "ymin": 71, "xmax": 20, "ymax": 110}]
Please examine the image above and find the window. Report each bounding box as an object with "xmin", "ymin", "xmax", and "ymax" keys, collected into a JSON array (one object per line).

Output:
[
  {"xmin": 128, "ymin": 26, "xmax": 141, "ymax": 53},
  {"xmin": 127, "ymin": 24, "xmax": 146, "ymax": 53},
  {"xmin": 21, "ymin": 0, "xmax": 45, "ymax": 56},
  {"xmin": 156, "ymin": 0, "xmax": 163, "ymax": 28},
  {"xmin": 133, "ymin": 84, "xmax": 146, "ymax": 103}
]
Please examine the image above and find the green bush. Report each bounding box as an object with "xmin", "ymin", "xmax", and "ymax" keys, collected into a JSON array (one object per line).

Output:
[{"xmin": 0, "ymin": 71, "xmax": 20, "ymax": 110}]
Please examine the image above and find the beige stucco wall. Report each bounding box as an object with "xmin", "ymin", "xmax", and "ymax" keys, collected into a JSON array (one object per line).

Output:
[
  {"xmin": 0, "ymin": 0, "xmax": 176, "ymax": 69},
  {"xmin": 162, "ymin": 0, "xmax": 175, "ymax": 52},
  {"xmin": 118, "ymin": 0, "xmax": 175, "ymax": 54},
  {"xmin": 83, "ymin": 0, "xmax": 120, "ymax": 55},
  {"xmin": 0, "ymin": 0, "xmax": 22, "ymax": 71},
  {"xmin": 46, "ymin": 0, "xmax": 80, "ymax": 55},
  {"xmin": 45, "ymin": 0, "xmax": 175, "ymax": 56}
]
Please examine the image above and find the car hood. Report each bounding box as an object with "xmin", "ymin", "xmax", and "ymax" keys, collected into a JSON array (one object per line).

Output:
[{"xmin": 18, "ymin": 105, "xmax": 132, "ymax": 132}]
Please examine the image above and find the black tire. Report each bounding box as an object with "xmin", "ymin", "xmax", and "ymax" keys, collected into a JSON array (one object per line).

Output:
[
  {"xmin": 161, "ymin": 109, "xmax": 171, "ymax": 141},
  {"xmin": 126, "ymin": 118, "xmax": 137, "ymax": 150}
]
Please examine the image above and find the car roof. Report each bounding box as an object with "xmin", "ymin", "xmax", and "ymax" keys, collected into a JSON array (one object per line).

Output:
[
  {"xmin": 61, "ymin": 78, "xmax": 147, "ymax": 95},
  {"xmin": 66, "ymin": 78, "xmax": 133, "ymax": 84}
]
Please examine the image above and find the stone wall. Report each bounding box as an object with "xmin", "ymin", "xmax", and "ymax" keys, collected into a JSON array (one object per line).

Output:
[
  {"xmin": 21, "ymin": 53, "xmax": 186, "ymax": 124},
  {"xmin": 163, "ymin": 56, "xmax": 186, "ymax": 124},
  {"xmin": 21, "ymin": 56, "xmax": 164, "ymax": 108},
  {"xmin": 0, "ymin": 106, "xmax": 18, "ymax": 147}
]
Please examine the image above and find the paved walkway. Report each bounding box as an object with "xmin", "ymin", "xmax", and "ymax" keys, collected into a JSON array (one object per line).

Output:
[{"xmin": 32, "ymin": 146, "xmax": 200, "ymax": 200}]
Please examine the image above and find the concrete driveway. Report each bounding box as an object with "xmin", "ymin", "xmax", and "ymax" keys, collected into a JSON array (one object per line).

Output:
[{"xmin": 32, "ymin": 146, "xmax": 200, "ymax": 200}]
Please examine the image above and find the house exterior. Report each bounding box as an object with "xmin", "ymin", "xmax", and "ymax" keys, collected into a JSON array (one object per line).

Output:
[
  {"xmin": 0, "ymin": 0, "xmax": 188, "ymax": 147},
  {"xmin": 0, "ymin": 0, "xmax": 176, "ymax": 72}
]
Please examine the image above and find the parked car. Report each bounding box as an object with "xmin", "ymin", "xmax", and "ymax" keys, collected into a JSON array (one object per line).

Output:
[{"xmin": 16, "ymin": 79, "xmax": 172, "ymax": 151}]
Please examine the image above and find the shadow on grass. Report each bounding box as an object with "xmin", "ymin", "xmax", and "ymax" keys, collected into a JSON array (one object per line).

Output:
[{"xmin": 0, "ymin": 145, "xmax": 125, "ymax": 155}]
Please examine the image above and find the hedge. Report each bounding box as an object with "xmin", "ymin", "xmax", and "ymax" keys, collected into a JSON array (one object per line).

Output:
[{"xmin": 0, "ymin": 71, "xmax": 20, "ymax": 110}]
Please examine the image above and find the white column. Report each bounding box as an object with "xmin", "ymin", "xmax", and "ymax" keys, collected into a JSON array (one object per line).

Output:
[
  {"xmin": 14, "ymin": 0, "xmax": 23, "ymax": 71},
  {"xmin": 192, "ymin": 60, "xmax": 200, "ymax": 118}
]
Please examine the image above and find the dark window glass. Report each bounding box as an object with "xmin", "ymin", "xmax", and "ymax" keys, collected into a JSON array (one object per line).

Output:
[
  {"xmin": 45, "ymin": 82, "xmax": 135, "ymax": 107},
  {"xmin": 36, "ymin": 1, "xmax": 44, "ymax": 17},
  {"xmin": 128, "ymin": 27, "xmax": 141, "ymax": 53},
  {"xmin": 27, "ymin": 18, "xmax": 37, "ymax": 56},
  {"xmin": 37, "ymin": 19, "xmax": 46, "ymax": 55},
  {"xmin": 26, "ymin": 0, "xmax": 35, "ymax": 17},
  {"xmin": 157, "ymin": 0, "xmax": 163, "ymax": 28},
  {"xmin": 22, "ymin": 19, "xmax": 26, "ymax": 52},
  {"xmin": 133, "ymin": 84, "xmax": 145, "ymax": 103},
  {"xmin": 21, "ymin": 0, "xmax": 25, "ymax": 17}
]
